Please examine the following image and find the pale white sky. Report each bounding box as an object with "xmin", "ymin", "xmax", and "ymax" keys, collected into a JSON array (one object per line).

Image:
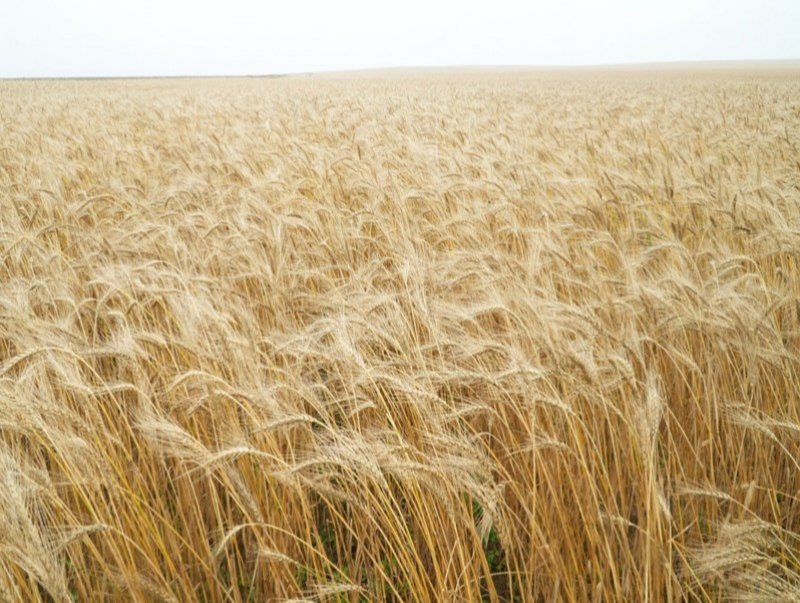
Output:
[{"xmin": 1, "ymin": 0, "xmax": 799, "ymax": 78}]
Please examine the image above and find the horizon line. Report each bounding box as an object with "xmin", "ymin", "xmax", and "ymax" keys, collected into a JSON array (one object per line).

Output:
[{"xmin": 3, "ymin": 58, "xmax": 799, "ymax": 81}]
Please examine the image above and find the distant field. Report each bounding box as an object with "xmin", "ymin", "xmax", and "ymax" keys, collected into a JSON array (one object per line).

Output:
[{"xmin": 1, "ymin": 67, "xmax": 799, "ymax": 601}]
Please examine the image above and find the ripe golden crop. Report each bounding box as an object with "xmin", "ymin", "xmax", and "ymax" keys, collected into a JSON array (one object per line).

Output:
[{"xmin": 1, "ymin": 68, "xmax": 799, "ymax": 601}]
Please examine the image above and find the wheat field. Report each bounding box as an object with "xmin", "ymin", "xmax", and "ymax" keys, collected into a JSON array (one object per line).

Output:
[{"xmin": 1, "ymin": 67, "xmax": 799, "ymax": 601}]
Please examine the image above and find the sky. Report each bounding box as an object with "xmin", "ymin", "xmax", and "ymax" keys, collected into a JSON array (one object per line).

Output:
[{"xmin": 1, "ymin": 0, "xmax": 799, "ymax": 78}]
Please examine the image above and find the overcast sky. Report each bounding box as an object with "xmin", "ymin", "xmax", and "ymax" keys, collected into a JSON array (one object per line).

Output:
[{"xmin": 2, "ymin": 0, "xmax": 799, "ymax": 78}]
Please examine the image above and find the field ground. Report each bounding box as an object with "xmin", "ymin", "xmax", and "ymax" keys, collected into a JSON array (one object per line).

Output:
[{"xmin": 1, "ymin": 65, "xmax": 800, "ymax": 601}]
